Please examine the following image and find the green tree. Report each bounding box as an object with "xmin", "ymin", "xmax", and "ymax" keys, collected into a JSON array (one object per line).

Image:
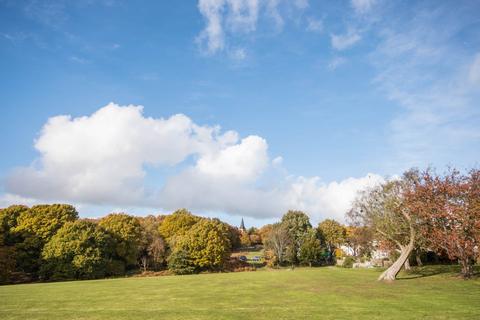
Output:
[
  {"xmin": 40, "ymin": 220, "xmax": 113, "ymax": 280},
  {"xmin": 298, "ymin": 229, "xmax": 324, "ymax": 267},
  {"xmin": 317, "ymin": 219, "xmax": 346, "ymax": 261},
  {"xmin": 0, "ymin": 205, "xmax": 28, "ymax": 245},
  {"xmin": 225, "ymin": 224, "xmax": 242, "ymax": 250},
  {"xmin": 12, "ymin": 204, "xmax": 78, "ymax": 276},
  {"xmin": 174, "ymin": 218, "xmax": 231, "ymax": 271},
  {"xmin": 14, "ymin": 204, "xmax": 78, "ymax": 242},
  {"xmin": 167, "ymin": 249, "xmax": 196, "ymax": 275},
  {"xmin": 99, "ymin": 213, "xmax": 142, "ymax": 269},
  {"xmin": 158, "ymin": 209, "xmax": 200, "ymax": 242},
  {"xmin": 281, "ymin": 210, "xmax": 312, "ymax": 263}
]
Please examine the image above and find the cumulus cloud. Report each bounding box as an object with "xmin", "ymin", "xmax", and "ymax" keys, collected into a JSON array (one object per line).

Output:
[
  {"xmin": 6, "ymin": 103, "xmax": 239, "ymax": 205},
  {"xmin": 330, "ymin": 30, "xmax": 361, "ymax": 50},
  {"xmin": 5, "ymin": 103, "xmax": 383, "ymax": 223}
]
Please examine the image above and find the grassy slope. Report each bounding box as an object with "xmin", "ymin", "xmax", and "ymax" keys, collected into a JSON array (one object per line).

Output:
[{"xmin": 1, "ymin": 266, "xmax": 479, "ymax": 320}]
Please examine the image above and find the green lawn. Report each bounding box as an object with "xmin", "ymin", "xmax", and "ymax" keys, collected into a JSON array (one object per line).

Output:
[{"xmin": 1, "ymin": 266, "xmax": 479, "ymax": 320}]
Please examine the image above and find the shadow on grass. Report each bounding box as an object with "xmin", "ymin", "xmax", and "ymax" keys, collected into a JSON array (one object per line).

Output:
[{"xmin": 397, "ymin": 265, "xmax": 480, "ymax": 280}]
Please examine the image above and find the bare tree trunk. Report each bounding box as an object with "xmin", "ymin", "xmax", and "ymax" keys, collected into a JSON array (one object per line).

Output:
[
  {"xmin": 460, "ymin": 258, "xmax": 473, "ymax": 279},
  {"xmin": 404, "ymin": 258, "xmax": 411, "ymax": 271},
  {"xmin": 378, "ymin": 220, "xmax": 415, "ymax": 281},
  {"xmin": 415, "ymin": 253, "xmax": 423, "ymax": 267}
]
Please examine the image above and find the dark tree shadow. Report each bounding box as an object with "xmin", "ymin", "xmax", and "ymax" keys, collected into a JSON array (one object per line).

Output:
[{"xmin": 396, "ymin": 265, "xmax": 480, "ymax": 280}]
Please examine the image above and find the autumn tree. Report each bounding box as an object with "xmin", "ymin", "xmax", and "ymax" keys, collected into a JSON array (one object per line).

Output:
[
  {"xmin": 138, "ymin": 215, "xmax": 166, "ymax": 271},
  {"xmin": 225, "ymin": 224, "xmax": 242, "ymax": 250},
  {"xmin": 345, "ymin": 226, "xmax": 373, "ymax": 258},
  {"xmin": 264, "ymin": 223, "xmax": 292, "ymax": 266},
  {"xmin": 12, "ymin": 204, "xmax": 78, "ymax": 276},
  {"xmin": 240, "ymin": 231, "xmax": 252, "ymax": 247},
  {"xmin": 259, "ymin": 224, "xmax": 274, "ymax": 245},
  {"xmin": 0, "ymin": 205, "xmax": 29, "ymax": 283},
  {"xmin": 40, "ymin": 220, "xmax": 113, "ymax": 280},
  {"xmin": 348, "ymin": 171, "xmax": 418, "ymax": 281},
  {"xmin": 298, "ymin": 229, "xmax": 324, "ymax": 267},
  {"xmin": 173, "ymin": 218, "xmax": 231, "ymax": 272},
  {"xmin": 14, "ymin": 204, "xmax": 78, "ymax": 242},
  {"xmin": 317, "ymin": 219, "xmax": 346, "ymax": 261},
  {"xmin": 158, "ymin": 209, "xmax": 200, "ymax": 242},
  {"xmin": 406, "ymin": 168, "xmax": 480, "ymax": 279},
  {"xmin": 99, "ymin": 213, "xmax": 142, "ymax": 271}
]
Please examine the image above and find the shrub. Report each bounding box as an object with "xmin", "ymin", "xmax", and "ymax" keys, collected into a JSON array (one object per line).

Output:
[{"xmin": 342, "ymin": 256, "xmax": 355, "ymax": 268}]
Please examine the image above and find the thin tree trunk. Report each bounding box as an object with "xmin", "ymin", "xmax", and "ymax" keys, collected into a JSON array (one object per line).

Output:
[
  {"xmin": 460, "ymin": 258, "xmax": 473, "ymax": 279},
  {"xmin": 404, "ymin": 258, "xmax": 411, "ymax": 271},
  {"xmin": 378, "ymin": 219, "xmax": 415, "ymax": 281},
  {"xmin": 415, "ymin": 253, "xmax": 423, "ymax": 267}
]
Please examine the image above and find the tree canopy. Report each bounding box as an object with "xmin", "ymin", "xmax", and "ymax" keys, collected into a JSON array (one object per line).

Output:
[{"xmin": 41, "ymin": 220, "xmax": 113, "ymax": 280}]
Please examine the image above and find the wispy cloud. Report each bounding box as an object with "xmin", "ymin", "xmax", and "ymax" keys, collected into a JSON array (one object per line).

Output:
[
  {"xmin": 327, "ymin": 56, "xmax": 346, "ymax": 70},
  {"xmin": 196, "ymin": 0, "xmax": 311, "ymax": 55},
  {"xmin": 306, "ymin": 17, "xmax": 323, "ymax": 33},
  {"xmin": 368, "ymin": 2, "xmax": 480, "ymax": 169},
  {"xmin": 350, "ymin": 0, "xmax": 376, "ymax": 15},
  {"xmin": 330, "ymin": 29, "xmax": 361, "ymax": 51}
]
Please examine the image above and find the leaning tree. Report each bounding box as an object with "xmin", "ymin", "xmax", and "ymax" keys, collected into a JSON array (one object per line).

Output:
[{"xmin": 348, "ymin": 171, "xmax": 419, "ymax": 281}]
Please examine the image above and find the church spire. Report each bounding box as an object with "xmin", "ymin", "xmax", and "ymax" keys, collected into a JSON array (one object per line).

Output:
[{"xmin": 240, "ymin": 218, "xmax": 246, "ymax": 232}]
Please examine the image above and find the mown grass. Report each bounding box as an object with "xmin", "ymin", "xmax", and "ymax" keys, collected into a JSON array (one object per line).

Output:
[{"xmin": 1, "ymin": 266, "xmax": 479, "ymax": 320}]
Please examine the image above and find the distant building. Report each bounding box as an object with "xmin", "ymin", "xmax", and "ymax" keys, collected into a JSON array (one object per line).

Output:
[{"xmin": 240, "ymin": 218, "xmax": 246, "ymax": 232}]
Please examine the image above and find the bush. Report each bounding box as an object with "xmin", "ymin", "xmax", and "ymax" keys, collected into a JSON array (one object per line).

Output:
[
  {"xmin": 342, "ymin": 256, "xmax": 355, "ymax": 268},
  {"xmin": 167, "ymin": 249, "xmax": 196, "ymax": 275}
]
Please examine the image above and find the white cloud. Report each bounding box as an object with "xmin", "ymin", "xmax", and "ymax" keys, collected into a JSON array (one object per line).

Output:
[
  {"xmin": 196, "ymin": 136, "xmax": 268, "ymax": 181},
  {"xmin": 351, "ymin": 0, "xmax": 376, "ymax": 15},
  {"xmin": 5, "ymin": 103, "xmax": 383, "ymax": 223},
  {"xmin": 265, "ymin": 0, "xmax": 284, "ymax": 29},
  {"xmin": 229, "ymin": 47, "xmax": 247, "ymax": 60},
  {"xmin": 159, "ymin": 169, "xmax": 383, "ymax": 222},
  {"xmin": 0, "ymin": 193, "xmax": 40, "ymax": 208},
  {"xmin": 6, "ymin": 103, "xmax": 237, "ymax": 205},
  {"xmin": 306, "ymin": 17, "xmax": 323, "ymax": 33},
  {"xmin": 225, "ymin": 0, "xmax": 259, "ymax": 33},
  {"xmin": 469, "ymin": 53, "xmax": 480, "ymax": 85},
  {"xmin": 327, "ymin": 56, "xmax": 346, "ymax": 70},
  {"xmin": 196, "ymin": 0, "xmax": 260, "ymax": 54},
  {"xmin": 293, "ymin": 0, "xmax": 309, "ymax": 10},
  {"xmin": 368, "ymin": 4, "xmax": 480, "ymax": 169},
  {"xmin": 196, "ymin": 0, "xmax": 310, "ymax": 55},
  {"xmin": 196, "ymin": 0, "xmax": 226, "ymax": 54},
  {"xmin": 331, "ymin": 30, "xmax": 361, "ymax": 50}
]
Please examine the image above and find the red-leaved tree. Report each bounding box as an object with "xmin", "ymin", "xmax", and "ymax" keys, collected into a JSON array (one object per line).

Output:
[{"xmin": 406, "ymin": 168, "xmax": 480, "ymax": 278}]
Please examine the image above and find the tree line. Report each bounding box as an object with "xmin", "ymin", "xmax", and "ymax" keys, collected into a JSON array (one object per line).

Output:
[
  {"xmin": 0, "ymin": 205, "xmax": 353, "ymax": 284},
  {"xmin": 1, "ymin": 167, "xmax": 478, "ymax": 284}
]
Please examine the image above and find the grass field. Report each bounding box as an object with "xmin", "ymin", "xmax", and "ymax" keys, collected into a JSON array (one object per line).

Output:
[{"xmin": 1, "ymin": 266, "xmax": 479, "ymax": 320}]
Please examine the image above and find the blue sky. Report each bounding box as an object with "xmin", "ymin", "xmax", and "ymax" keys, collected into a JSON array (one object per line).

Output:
[{"xmin": 1, "ymin": 0, "xmax": 479, "ymax": 227}]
